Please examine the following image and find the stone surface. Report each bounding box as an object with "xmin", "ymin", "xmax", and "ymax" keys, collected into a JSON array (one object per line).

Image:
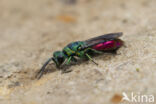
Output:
[{"xmin": 0, "ymin": 0, "xmax": 155, "ymax": 104}]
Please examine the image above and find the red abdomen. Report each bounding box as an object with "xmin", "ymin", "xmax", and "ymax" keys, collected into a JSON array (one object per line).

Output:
[{"xmin": 92, "ymin": 39, "xmax": 123, "ymax": 51}]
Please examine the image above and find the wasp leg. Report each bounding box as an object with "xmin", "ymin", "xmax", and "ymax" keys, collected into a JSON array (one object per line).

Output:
[
  {"xmin": 83, "ymin": 48, "xmax": 100, "ymax": 65},
  {"xmin": 65, "ymin": 56, "xmax": 72, "ymax": 65},
  {"xmin": 61, "ymin": 56, "xmax": 73, "ymax": 73},
  {"xmin": 71, "ymin": 56, "xmax": 77, "ymax": 62},
  {"xmin": 60, "ymin": 56, "xmax": 72, "ymax": 67},
  {"xmin": 62, "ymin": 56, "xmax": 77, "ymax": 66},
  {"xmin": 85, "ymin": 53, "xmax": 98, "ymax": 65},
  {"xmin": 89, "ymin": 49, "xmax": 102, "ymax": 54},
  {"xmin": 84, "ymin": 48, "xmax": 102, "ymax": 54}
]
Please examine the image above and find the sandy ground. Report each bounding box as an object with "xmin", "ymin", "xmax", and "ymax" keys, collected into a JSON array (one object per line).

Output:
[{"xmin": 0, "ymin": 0, "xmax": 156, "ymax": 104}]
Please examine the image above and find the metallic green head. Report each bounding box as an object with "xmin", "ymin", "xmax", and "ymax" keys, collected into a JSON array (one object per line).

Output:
[
  {"xmin": 52, "ymin": 51, "xmax": 66, "ymax": 67},
  {"xmin": 36, "ymin": 51, "xmax": 66, "ymax": 79}
]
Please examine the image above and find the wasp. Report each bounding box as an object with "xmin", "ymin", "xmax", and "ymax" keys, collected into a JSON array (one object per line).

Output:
[{"xmin": 36, "ymin": 32, "xmax": 124, "ymax": 79}]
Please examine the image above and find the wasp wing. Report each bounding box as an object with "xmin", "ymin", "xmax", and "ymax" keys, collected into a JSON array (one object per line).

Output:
[
  {"xmin": 84, "ymin": 32, "xmax": 123, "ymax": 48},
  {"xmin": 85, "ymin": 32, "xmax": 122, "ymax": 43}
]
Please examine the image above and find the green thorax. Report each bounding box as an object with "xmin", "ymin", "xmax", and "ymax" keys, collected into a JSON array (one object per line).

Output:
[{"xmin": 63, "ymin": 41, "xmax": 86, "ymax": 57}]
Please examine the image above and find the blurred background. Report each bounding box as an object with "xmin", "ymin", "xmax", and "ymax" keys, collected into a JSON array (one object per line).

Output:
[{"xmin": 0, "ymin": 0, "xmax": 155, "ymax": 104}]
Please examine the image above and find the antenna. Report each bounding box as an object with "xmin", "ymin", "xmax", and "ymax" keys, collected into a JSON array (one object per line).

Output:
[{"xmin": 36, "ymin": 57, "xmax": 53, "ymax": 79}]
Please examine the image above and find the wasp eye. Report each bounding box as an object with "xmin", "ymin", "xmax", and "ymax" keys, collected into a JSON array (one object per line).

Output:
[{"xmin": 57, "ymin": 57, "xmax": 64, "ymax": 64}]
